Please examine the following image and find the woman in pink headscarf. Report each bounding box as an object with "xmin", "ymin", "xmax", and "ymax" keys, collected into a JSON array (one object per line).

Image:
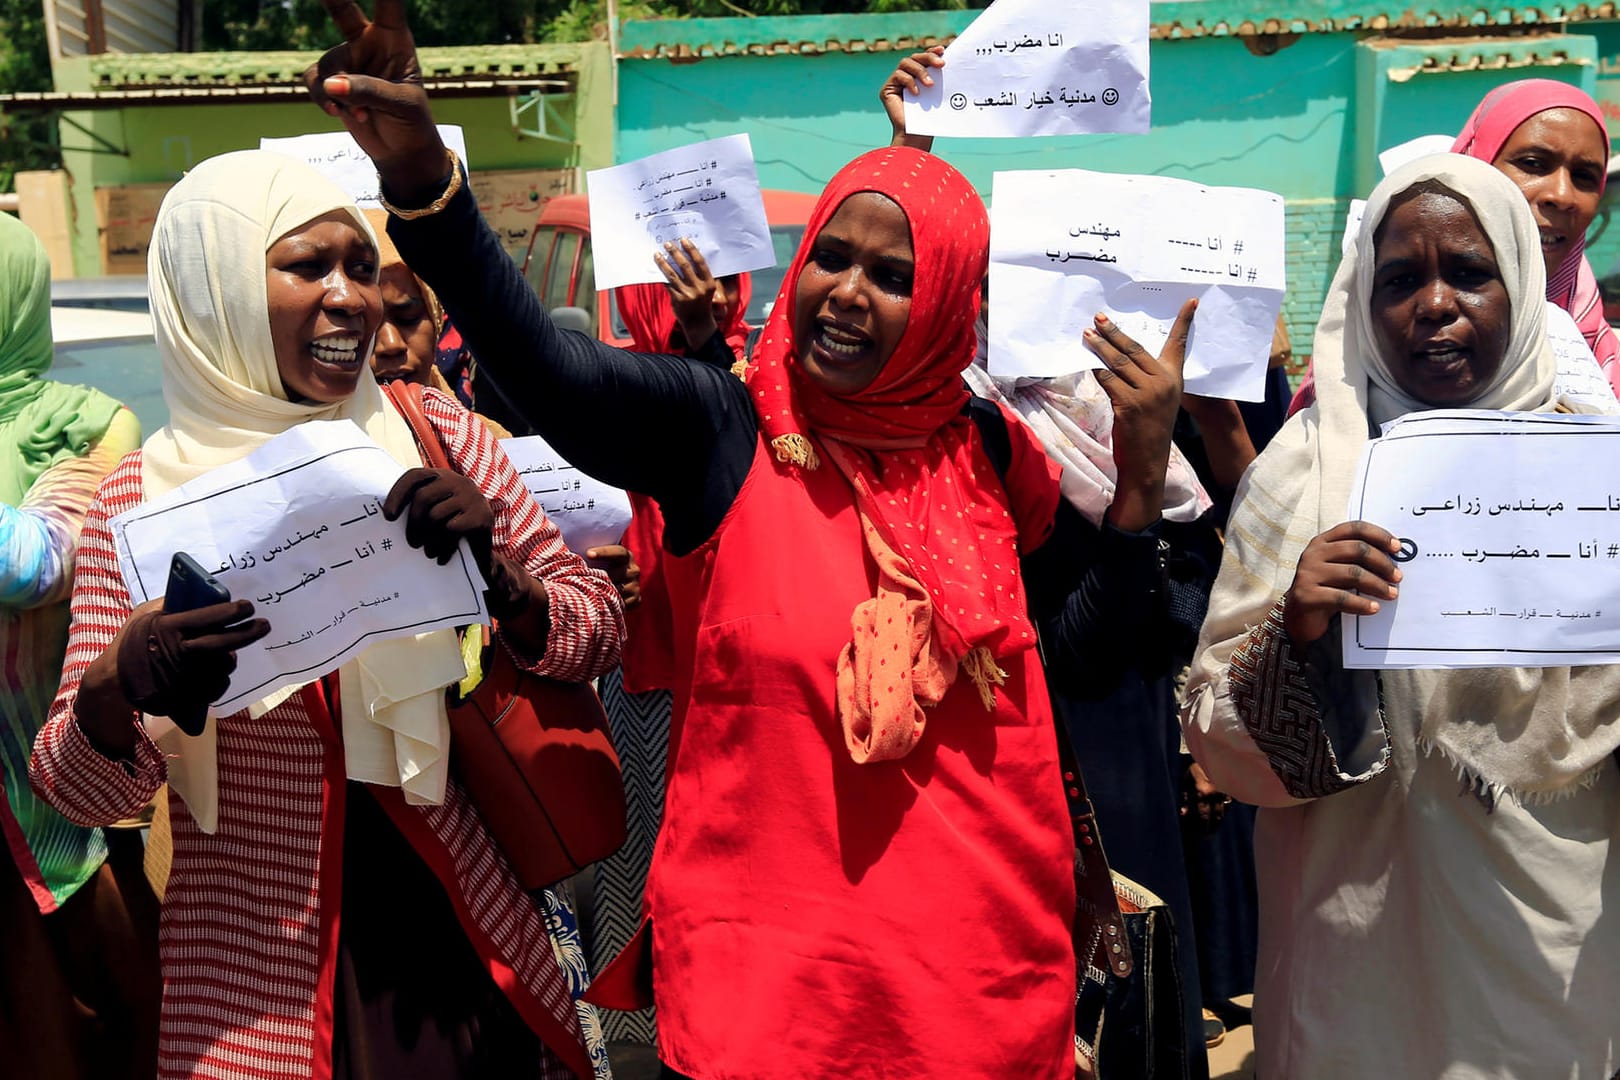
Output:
[
  {"xmin": 1292, "ymin": 78, "xmax": 1617, "ymax": 413},
  {"xmin": 1452, "ymin": 78, "xmax": 1618, "ymax": 387}
]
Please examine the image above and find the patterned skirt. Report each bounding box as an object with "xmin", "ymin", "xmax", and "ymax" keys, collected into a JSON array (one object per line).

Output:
[{"xmin": 589, "ymin": 672, "xmax": 672, "ymax": 1046}]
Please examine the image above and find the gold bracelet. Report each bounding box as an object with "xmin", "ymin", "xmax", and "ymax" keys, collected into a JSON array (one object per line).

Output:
[{"xmin": 379, "ymin": 148, "xmax": 463, "ymax": 221}]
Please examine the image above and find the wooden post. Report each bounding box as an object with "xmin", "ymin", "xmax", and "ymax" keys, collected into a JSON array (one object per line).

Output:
[{"xmin": 83, "ymin": 0, "xmax": 107, "ymax": 54}]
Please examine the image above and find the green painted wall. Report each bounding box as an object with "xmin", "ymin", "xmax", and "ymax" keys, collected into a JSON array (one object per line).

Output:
[
  {"xmin": 617, "ymin": 11, "xmax": 1620, "ymax": 351},
  {"xmin": 617, "ymin": 30, "xmax": 1356, "ymax": 347},
  {"xmin": 50, "ymin": 42, "xmax": 614, "ymax": 276},
  {"xmin": 619, "ymin": 35, "xmax": 1357, "ymax": 199},
  {"xmin": 1573, "ymin": 21, "xmax": 1620, "ymax": 289}
]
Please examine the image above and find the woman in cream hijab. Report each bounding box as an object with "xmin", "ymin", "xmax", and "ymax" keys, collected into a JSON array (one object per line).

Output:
[
  {"xmin": 1183, "ymin": 153, "xmax": 1620, "ymax": 1076},
  {"xmin": 29, "ymin": 151, "xmax": 624, "ymax": 1080}
]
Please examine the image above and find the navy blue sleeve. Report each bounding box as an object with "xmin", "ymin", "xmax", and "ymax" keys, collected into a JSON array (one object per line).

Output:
[
  {"xmin": 387, "ymin": 172, "xmax": 757, "ymax": 555},
  {"xmin": 1025, "ymin": 505, "xmax": 1171, "ymax": 700}
]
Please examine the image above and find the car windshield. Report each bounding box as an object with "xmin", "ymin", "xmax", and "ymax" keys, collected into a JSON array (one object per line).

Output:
[
  {"xmin": 50, "ymin": 335, "xmax": 168, "ymax": 439},
  {"xmin": 49, "ymin": 303, "xmax": 167, "ymax": 437}
]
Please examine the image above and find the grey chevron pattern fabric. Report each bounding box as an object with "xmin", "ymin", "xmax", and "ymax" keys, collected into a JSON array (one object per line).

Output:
[{"xmin": 589, "ymin": 671, "xmax": 672, "ymax": 1045}]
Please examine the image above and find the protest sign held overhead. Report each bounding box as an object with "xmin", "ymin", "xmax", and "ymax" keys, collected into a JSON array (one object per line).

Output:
[
  {"xmin": 989, "ymin": 169, "xmax": 1285, "ymax": 402},
  {"xmin": 905, "ymin": 0, "xmax": 1150, "ymax": 138},
  {"xmin": 587, "ymin": 133, "xmax": 775, "ymax": 292}
]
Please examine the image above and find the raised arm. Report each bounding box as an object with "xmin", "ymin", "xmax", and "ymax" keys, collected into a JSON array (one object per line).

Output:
[{"xmin": 306, "ymin": 0, "xmax": 755, "ymax": 552}]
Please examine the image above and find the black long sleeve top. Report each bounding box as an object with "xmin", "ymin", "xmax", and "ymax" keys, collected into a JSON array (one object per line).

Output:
[{"xmin": 389, "ymin": 173, "xmax": 1168, "ymax": 688}]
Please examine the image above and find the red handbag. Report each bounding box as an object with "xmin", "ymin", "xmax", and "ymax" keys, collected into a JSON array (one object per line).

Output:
[{"xmin": 384, "ymin": 380, "xmax": 628, "ymax": 889}]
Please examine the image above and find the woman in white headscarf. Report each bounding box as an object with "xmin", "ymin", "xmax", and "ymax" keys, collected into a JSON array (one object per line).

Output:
[
  {"xmin": 28, "ymin": 151, "xmax": 624, "ymax": 1080},
  {"xmin": 1183, "ymin": 153, "xmax": 1620, "ymax": 1077}
]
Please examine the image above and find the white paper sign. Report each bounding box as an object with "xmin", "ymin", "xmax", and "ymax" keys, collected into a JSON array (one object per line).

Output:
[
  {"xmin": 1341, "ymin": 198, "xmax": 1368, "ymax": 255},
  {"xmin": 906, "ymin": 0, "xmax": 1150, "ymax": 138},
  {"xmin": 1343, "ymin": 410, "xmax": 1620, "ymax": 669},
  {"xmin": 110, "ymin": 421, "xmax": 489, "ymax": 714},
  {"xmin": 1547, "ymin": 304, "xmax": 1620, "ymax": 411},
  {"xmin": 260, "ymin": 126, "xmax": 470, "ymax": 209},
  {"xmin": 587, "ymin": 134, "xmax": 774, "ymax": 292},
  {"xmin": 500, "ymin": 436, "xmax": 633, "ymax": 554},
  {"xmin": 988, "ymin": 169, "xmax": 1285, "ymax": 401},
  {"xmin": 1378, "ymin": 134, "xmax": 1454, "ymax": 177}
]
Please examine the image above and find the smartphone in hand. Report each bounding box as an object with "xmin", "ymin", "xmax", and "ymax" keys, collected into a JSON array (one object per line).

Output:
[{"xmin": 162, "ymin": 552, "xmax": 231, "ymax": 736}]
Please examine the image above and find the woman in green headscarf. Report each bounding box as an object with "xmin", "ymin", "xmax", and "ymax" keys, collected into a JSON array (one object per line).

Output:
[{"xmin": 0, "ymin": 211, "xmax": 156, "ymax": 1079}]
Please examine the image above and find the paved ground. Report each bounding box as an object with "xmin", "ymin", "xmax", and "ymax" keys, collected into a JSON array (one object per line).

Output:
[{"xmin": 1209, "ymin": 996, "xmax": 1258, "ymax": 1079}]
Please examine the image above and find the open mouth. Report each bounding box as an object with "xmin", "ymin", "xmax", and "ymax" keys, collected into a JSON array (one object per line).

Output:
[
  {"xmin": 309, "ymin": 334, "xmax": 363, "ymax": 371},
  {"xmin": 1412, "ymin": 343, "xmax": 1471, "ymax": 376},
  {"xmin": 811, "ymin": 319, "xmax": 872, "ymax": 365},
  {"xmin": 1539, "ymin": 225, "xmax": 1569, "ymax": 253}
]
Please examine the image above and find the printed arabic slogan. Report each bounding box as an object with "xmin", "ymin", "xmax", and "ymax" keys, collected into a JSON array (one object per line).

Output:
[
  {"xmin": 586, "ymin": 133, "xmax": 775, "ymax": 292},
  {"xmin": 109, "ymin": 422, "xmax": 489, "ymax": 715},
  {"xmin": 499, "ymin": 435, "xmax": 632, "ymax": 554},
  {"xmin": 989, "ymin": 169, "xmax": 1286, "ymax": 402},
  {"xmin": 261, "ymin": 126, "xmax": 471, "ymax": 210},
  {"xmin": 905, "ymin": 0, "xmax": 1150, "ymax": 138},
  {"xmin": 1345, "ymin": 411, "xmax": 1620, "ymax": 669}
]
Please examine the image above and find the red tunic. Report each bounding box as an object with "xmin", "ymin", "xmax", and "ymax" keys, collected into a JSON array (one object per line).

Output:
[
  {"xmin": 31, "ymin": 393, "xmax": 624, "ymax": 1080},
  {"xmin": 648, "ymin": 431, "xmax": 1076, "ymax": 1078}
]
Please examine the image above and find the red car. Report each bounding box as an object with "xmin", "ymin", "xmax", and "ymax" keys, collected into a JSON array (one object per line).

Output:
[{"xmin": 521, "ymin": 190, "xmax": 821, "ymax": 347}]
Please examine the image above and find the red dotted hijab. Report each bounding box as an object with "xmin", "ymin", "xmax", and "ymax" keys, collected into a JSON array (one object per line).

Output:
[{"xmin": 748, "ymin": 147, "xmax": 1055, "ymax": 763}]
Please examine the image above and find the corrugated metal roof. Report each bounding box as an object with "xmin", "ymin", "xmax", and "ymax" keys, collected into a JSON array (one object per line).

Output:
[
  {"xmin": 617, "ymin": 4, "xmax": 1620, "ymax": 59},
  {"xmin": 47, "ymin": 0, "xmax": 180, "ymax": 58},
  {"xmin": 81, "ymin": 42, "xmax": 589, "ymax": 91},
  {"xmin": 0, "ymin": 78, "xmax": 572, "ymax": 112}
]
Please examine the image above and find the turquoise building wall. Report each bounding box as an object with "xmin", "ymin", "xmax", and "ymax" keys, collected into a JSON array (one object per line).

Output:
[{"xmin": 616, "ymin": 9, "xmax": 1620, "ymax": 355}]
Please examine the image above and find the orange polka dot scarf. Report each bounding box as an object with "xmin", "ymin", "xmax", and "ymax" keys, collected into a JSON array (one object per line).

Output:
[{"xmin": 747, "ymin": 148, "xmax": 1052, "ymax": 764}]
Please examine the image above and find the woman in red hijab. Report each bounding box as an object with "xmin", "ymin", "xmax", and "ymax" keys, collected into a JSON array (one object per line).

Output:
[
  {"xmin": 1452, "ymin": 79, "xmax": 1617, "ymax": 384},
  {"xmin": 307, "ymin": 9, "xmax": 1192, "ymax": 1073},
  {"xmin": 584, "ymin": 259, "xmax": 755, "ymax": 1052}
]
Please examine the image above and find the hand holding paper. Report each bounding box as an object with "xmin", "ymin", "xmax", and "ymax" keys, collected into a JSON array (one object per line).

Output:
[
  {"xmin": 1285, "ymin": 521, "xmax": 1404, "ymax": 648},
  {"xmin": 110, "ymin": 422, "xmax": 490, "ymax": 715},
  {"xmin": 989, "ymin": 169, "xmax": 1286, "ymax": 402},
  {"xmin": 904, "ymin": 0, "xmax": 1150, "ymax": 139},
  {"xmin": 116, "ymin": 600, "xmax": 271, "ymax": 726},
  {"xmin": 588, "ymin": 134, "xmax": 775, "ymax": 292},
  {"xmin": 654, "ymin": 238, "xmax": 723, "ymax": 349},
  {"xmin": 882, "ymin": 47, "xmax": 946, "ymax": 149},
  {"xmin": 1342, "ymin": 411, "xmax": 1620, "ymax": 669}
]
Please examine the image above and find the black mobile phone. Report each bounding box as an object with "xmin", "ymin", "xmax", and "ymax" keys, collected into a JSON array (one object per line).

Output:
[
  {"xmin": 163, "ymin": 552, "xmax": 232, "ymax": 736},
  {"xmin": 165, "ymin": 551, "xmax": 231, "ymax": 614}
]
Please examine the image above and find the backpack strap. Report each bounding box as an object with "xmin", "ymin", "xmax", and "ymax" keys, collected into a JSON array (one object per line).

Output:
[{"xmin": 964, "ymin": 393, "xmax": 1133, "ymax": 979}]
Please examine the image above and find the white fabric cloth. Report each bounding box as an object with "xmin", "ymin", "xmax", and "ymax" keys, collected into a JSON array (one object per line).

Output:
[
  {"xmin": 1183, "ymin": 153, "xmax": 1620, "ymax": 1076},
  {"xmin": 142, "ymin": 150, "xmax": 465, "ymax": 830},
  {"xmin": 966, "ymin": 316, "xmax": 1213, "ymax": 527}
]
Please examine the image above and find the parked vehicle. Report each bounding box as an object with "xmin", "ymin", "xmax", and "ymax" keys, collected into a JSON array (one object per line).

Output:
[
  {"xmin": 520, "ymin": 190, "xmax": 821, "ymax": 348},
  {"xmin": 49, "ymin": 278, "xmax": 166, "ymax": 438}
]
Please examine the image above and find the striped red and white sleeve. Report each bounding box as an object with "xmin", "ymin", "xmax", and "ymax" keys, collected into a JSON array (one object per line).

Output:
[
  {"xmin": 422, "ymin": 389, "xmax": 626, "ymax": 681},
  {"xmin": 30, "ymin": 452, "xmax": 167, "ymax": 827}
]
